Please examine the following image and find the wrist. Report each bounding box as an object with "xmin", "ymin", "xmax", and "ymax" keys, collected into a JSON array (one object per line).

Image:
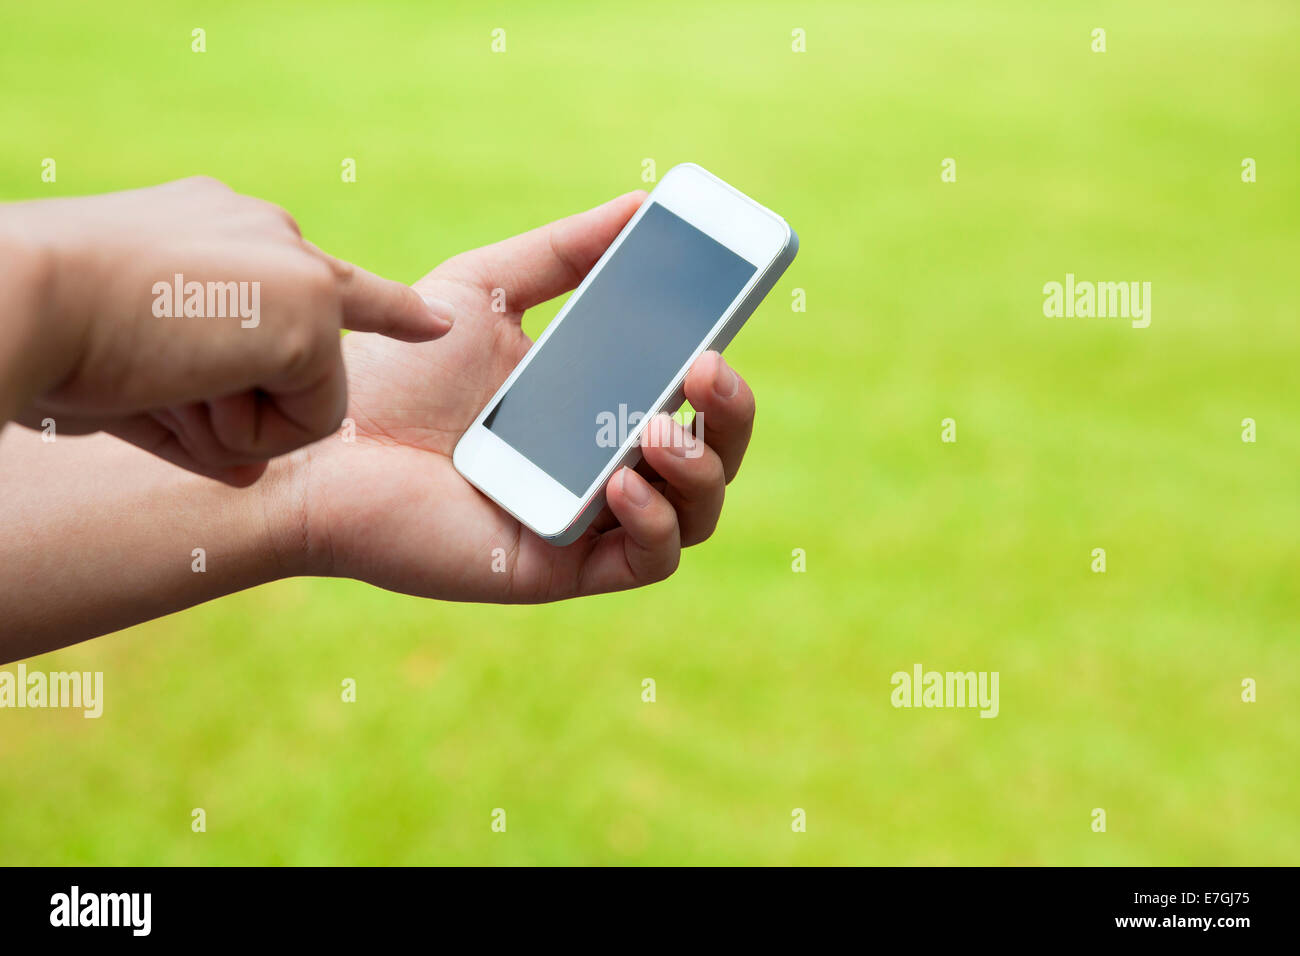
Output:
[
  {"xmin": 0, "ymin": 203, "xmax": 97, "ymax": 414},
  {"xmin": 256, "ymin": 444, "xmax": 337, "ymax": 581},
  {"xmin": 0, "ymin": 216, "xmax": 62, "ymax": 419}
]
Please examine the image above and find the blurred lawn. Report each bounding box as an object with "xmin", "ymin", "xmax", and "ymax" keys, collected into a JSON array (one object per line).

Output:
[{"xmin": 1, "ymin": 0, "xmax": 1297, "ymax": 865}]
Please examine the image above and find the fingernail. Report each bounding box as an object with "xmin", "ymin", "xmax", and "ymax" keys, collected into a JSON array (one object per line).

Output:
[
  {"xmin": 713, "ymin": 353, "xmax": 738, "ymax": 399},
  {"xmin": 420, "ymin": 293, "xmax": 455, "ymax": 335},
  {"xmin": 654, "ymin": 413, "xmax": 697, "ymax": 457},
  {"xmin": 620, "ymin": 467, "xmax": 651, "ymax": 507}
]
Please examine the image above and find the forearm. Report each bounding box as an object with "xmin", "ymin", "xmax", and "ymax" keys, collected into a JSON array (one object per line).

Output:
[{"xmin": 0, "ymin": 425, "xmax": 303, "ymax": 662}]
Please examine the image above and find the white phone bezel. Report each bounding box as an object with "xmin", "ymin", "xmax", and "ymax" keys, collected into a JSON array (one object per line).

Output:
[{"xmin": 453, "ymin": 163, "xmax": 792, "ymax": 541}]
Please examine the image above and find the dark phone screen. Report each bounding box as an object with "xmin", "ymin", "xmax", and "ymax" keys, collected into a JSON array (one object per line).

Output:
[{"xmin": 483, "ymin": 202, "xmax": 756, "ymax": 495}]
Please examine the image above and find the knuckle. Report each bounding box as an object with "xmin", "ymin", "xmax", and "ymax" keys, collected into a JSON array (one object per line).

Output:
[
  {"xmin": 296, "ymin": 255, "xmax": 342, "ymax": 307},
  {"xmin": 275, "ymin": 315, "xmax": 332, "ymax": 380},
  {"xmin": 251, "ymin": 198, "xmax": 301, "ymax": 237},
  {"xmin": 655, "ymin": 547, "xmax": 682, "ymax": 582},
  {"xmin": 700, "ymin": 450, "xmax": 726, "ymax": 487},
  {"xmin": 641, "ymin": 517, "xmax": 682, "ymax": 582},
  {"xmin": 272, "ymin": 204, "xmax": 301, "ymax": 237},
  {"xmin": 687, "ymin": 511, "xmax": 721, "ymax": 548},
  {"xmin": 182, "ymin": 174, "xmax": 231, "ymax": 193},
  {"xmin": 308, "ymin": 382, "xmax": 348, "ymax": 440},
  {"xmin": 321, "ymin": 252, "xmax": 353, "ymax": 283}
]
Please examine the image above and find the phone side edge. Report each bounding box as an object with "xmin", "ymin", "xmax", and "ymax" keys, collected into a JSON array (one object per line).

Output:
[{"xmin": 708, "ymin": 224, "xmax": 798, "ymax": 354}]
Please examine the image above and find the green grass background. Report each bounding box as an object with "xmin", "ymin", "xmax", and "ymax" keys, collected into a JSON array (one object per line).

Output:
[{"xmin": 1, "ymin": 0, "xmax": 1296, "ymax": 864}]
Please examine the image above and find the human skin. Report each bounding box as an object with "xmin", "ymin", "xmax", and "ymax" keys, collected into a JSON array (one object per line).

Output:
[
  {"xmin": 0, "ymin": 191, "xmax": 758, "ymax": 661},
  {"xmin": 0, "ymin": 176, "xmax": 452, "ymax": 486}
]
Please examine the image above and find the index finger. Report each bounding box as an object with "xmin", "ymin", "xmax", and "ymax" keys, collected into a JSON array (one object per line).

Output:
[{"xmin": 303, "ymin": 240, "xmax": 454, "ymax": 342}]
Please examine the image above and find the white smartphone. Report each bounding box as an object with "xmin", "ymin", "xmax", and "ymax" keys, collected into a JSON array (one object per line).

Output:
[{"xmin": 453, "ymin": 162, "xmax": 798, "ymax": 545}]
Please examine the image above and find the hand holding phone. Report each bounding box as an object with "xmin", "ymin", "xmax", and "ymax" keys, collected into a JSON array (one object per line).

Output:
[
  {"xmin": 454, "ymin": 163, "xmax": 797, "ymax": 544},
  {"xmin": 275, "ymin": 180, "xmax": 777, "ymax": 606}
]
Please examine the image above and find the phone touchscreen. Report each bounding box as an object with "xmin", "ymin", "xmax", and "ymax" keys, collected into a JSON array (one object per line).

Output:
[{"xmin": 483, "ymin": 202, "xmax": 756, "ymax": 496}]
